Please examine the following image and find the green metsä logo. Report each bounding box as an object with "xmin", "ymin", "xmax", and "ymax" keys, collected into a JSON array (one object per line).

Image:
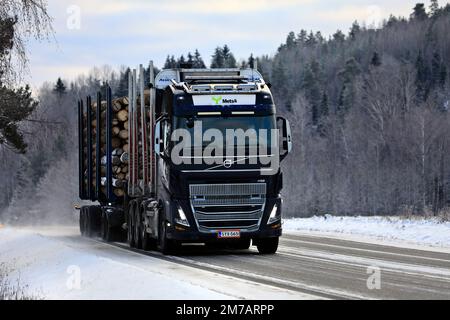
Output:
[{"xmin": 212, "ymin": 96, "xmax": 222, "ymax": 105}]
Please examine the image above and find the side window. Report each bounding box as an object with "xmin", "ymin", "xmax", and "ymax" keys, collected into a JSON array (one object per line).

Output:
[{"xmin": 162, "ymin": 120, "xmax": 171, "ymax": 154}]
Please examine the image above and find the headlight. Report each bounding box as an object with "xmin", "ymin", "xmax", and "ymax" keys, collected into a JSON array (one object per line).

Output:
[
  {"xmin": 175, "ymin": 205, "xmax": 190, "ymax": 227},
  {"xmin": 267, "ymin": 204, "xmax": 280, "ymax": 224}
]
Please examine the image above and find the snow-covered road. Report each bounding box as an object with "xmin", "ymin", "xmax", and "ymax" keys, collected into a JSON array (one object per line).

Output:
[
  {"xmin": 0, "ymin": 223, "xmax": 449, "ymax": 300},
  {"xmin": 0, "ymin": 226, "xmax": 312, "ymax": 300}
]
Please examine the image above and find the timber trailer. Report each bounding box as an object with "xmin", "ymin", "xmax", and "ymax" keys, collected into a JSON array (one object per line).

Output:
[{"xmin": 77, "ymin": 62, "xmax": 292, "ymax": 254}]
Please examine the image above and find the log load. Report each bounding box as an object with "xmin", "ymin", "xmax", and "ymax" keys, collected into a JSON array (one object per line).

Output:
[
  {"xmin": 87, "ymin": 91, "xmax": 151, "ymax": 199},
  {"xmin": 90, "ymin": 96, "xmax": 130, "ymax": 198}
]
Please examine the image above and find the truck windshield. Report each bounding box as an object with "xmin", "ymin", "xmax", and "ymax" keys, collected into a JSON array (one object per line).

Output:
[{"xmin": 173, "ymin": 115, "xmax": 276, "ymax": 148}]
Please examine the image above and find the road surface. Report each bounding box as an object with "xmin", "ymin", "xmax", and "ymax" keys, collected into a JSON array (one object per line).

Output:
[
  {"xmin": 98, "ymin": 232, "xmax": 450, "ymax": 299},
  {"xmin": 1, "ymin": 226, "xmax": 449, "ymax": 299}
]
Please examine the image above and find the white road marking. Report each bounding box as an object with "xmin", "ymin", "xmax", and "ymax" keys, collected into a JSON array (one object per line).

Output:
[
  {"xmin": 282, "ymin": 237, "xmax": 450, "ymax": 263},
  {"xmin": 284, "ymin": 231, "xmax": 450, "ymax": 254},
  {"xmin": 98, "ymin": 240, "xmax": 318, "ymax": 300},
  {"xmin": 166, "ymin": 254, "xmax": 373, "ymax": 300},
  {"xmin": 276, "ymin": 245, "xmax": 450, "ymax": 281}
]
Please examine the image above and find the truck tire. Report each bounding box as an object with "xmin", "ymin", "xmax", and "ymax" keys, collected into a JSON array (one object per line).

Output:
[
  {"xmin": 141, "ymin": 228, "xmax": 156, "ymax": 251},
  {"xmin": 231, "ymin": 239, "xmax": 251, "ymax": 250},
  {"xmin": 134, "ymin": 207, "xmax": 142, "ymax": 249},
  {"xmin": 127, "ymin": 202, "xmax": 136, "ymax": 248},
  {"xmin": 87, "ymin": 206, "xmax": 101, "ymax": 238},
  {"xmin": 256, "ymin": 237, "xmax": 279, "ymax": 254},
  {"xmin": 81, "ymin": 206, "xmax": 91, "ymax": 237},
  {"xmin": 85, "ymin": 207, "xmax": 92, "ymax": 237},
  {"xmin": 158, "ymin": 214, "xmax": 178, "ymax": 255},
  {"xmin": 101, "ymin": 209, "xmax": 119, "ymax": 242},
  {"xmin": 140, "ymin": 205, "xmax": 156, "ymax": 251},
  {"xmin": 79, "ymin": 207, "xmax": 86, "ymax": 236}
]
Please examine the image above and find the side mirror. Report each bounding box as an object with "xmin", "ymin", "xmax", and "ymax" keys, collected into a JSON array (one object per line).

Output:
[
  {"xmin": 154, "ymin": 120, "xmax": 161, "ymax": 155},
  {"xmin": 277, "ymin": 116, "xmax": 292, "ymax": 161},
  {"xmin": 285, "ymin": 119, "xmax": 292, "ymax": 153}
]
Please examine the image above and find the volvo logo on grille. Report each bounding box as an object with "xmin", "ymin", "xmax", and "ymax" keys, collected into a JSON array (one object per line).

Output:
[{"xmin": 223, "ymin": 159, "xmax": 233, "ymax": 168}]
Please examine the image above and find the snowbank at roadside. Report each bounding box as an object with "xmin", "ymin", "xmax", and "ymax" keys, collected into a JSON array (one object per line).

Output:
[{"xmin": 283, "ymin": 215, "xmax": 450, "ymax": 249}]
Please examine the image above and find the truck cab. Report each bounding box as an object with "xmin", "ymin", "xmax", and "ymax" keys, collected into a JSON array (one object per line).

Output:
[{"xmin": 153, "ymin": 68, "xmax": 292, "ymax": 253}]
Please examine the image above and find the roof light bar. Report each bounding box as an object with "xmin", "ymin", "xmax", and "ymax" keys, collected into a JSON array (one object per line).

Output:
[
  {"xmin": 231, "ymin": 111, "xmax": 255, "ymax": 115},
  {"xmin": 197, "ymin": 112, "xmax": 222, "ymax": 116}
]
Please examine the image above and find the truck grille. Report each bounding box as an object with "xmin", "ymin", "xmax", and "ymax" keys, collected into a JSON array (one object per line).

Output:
[{"xmin": 189, "ymin": 183, "xmax": 266, "ymax": 231}]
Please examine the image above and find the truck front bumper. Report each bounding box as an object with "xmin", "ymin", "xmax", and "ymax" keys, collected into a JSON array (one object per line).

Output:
[{"xmin": 166, "ymin": 225, "xmax": 282, "ymax": 242}]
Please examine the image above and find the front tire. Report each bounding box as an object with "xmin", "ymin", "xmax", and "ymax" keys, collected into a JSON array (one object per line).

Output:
[
  {"xmin": 141, "ymin": 206, "xmax": 156, "ymax": 251},
  {"xmin": 127, "ymin": 203, "xmax": 136, "ymax": 248},
  {"xmin": 257, "ymin": 237, "xmax": 279, "ymax": 254},
  {"xmin": 101, "ymin": 209, "xmax": 119, "ymax": 242},
  {"xmin": 158, "ymin": 215, "xmax": 178, "ymax": 255},
  {"xmin": 232, "ymin": 238, "xmax": 251, "ymax": 250}
]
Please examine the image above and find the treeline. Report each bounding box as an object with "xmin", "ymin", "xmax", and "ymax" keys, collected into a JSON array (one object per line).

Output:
[
  {"xmin": 0, "ymin": 0, "xmax": 57, "ymax": 222},
  {"xmin": 263, "ymin": 1, "xmax": 450, "ymax": 216},
  {"xmin": 115, "ymin": 45, "xmax": 255, "ymax": 95},
  {"xmin": 162, "ymin": 45, "xmax": 256, "ymax": 69},
  {"xmin": 0, "ymin": 68, "xmax": 124, "ymax": 222}
]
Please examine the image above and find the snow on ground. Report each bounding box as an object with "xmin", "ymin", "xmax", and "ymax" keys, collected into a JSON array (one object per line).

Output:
[
  {"xmin": 283, "ymin": 215, "xmax": 450, "ymax": 250},
  {"xmin": 0, "ymin": 226, "xmax": 313, "ymax": 300}
]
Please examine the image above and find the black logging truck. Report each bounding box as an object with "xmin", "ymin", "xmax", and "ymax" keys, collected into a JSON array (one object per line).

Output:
[{"xmin": 77, "ymin": 62, "xmax": 292, "ymax": 254}]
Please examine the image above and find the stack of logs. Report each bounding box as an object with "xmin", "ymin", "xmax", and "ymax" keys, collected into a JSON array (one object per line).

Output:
[
  {"xmin": 83, "ymin": 91, "xmax": 151, "ymax": 199},
  {"xmin": 85, "ymin": 97, "xmax": 130, "ymax": 198}
]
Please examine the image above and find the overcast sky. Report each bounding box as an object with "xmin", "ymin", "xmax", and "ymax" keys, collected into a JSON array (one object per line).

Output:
[{"xmin": 26, "ymin": 0, "xmax": 440, "ymax": 89}]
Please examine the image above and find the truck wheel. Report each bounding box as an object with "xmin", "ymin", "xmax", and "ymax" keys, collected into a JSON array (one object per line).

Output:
[
  {"xmin": 87, "ymin": 206, "xmax": 101, "ymax": 238},
  {"xmin": 101, "ymin": 209, "xmax": 118, "ymax": 242},
  {"xmin": 85, "ymin": 207, "xmax": 92, "ymax": 237},
  {"xmin": 158, "ymin": 216, "xmax": 177, "ymax": 255},
  {"xmin": 134, "ymin": 208, "xmax": 142, "ymax": 249},
  {"xmin": 141, "ymin": 206, "xmax": 156, "ymax": 251},
  {"xmin": 142, "ymin": 229, "xmax": 156, "ymax": 251},
  {"xmin": 256, "ymin": 237, "xmax": 279, "ymax": 254},
  {"xmin": 79, "ymin": 207, "xmax": 86, "ymax": 236},
  {"xmin": 82, "ymin": 206, "xmax": 90, "ymax": 237},
  {"xmin": 127, "ymin": 203, "xmax": 136, "ymax": 248},
  {"xmin": 85, "ymin": 206, "xmax": 92, "ymax": 237},
  {"xmin": 232, "ymin": 239, "xmax": 251, "ymax": 250}
]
